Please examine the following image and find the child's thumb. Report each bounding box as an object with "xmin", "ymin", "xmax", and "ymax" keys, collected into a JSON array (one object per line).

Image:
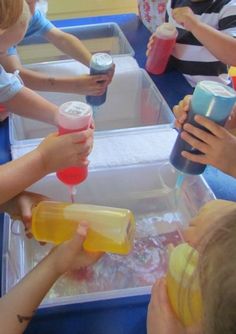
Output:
[{"xmin": 68, "ymin": 221, "xmax": 88, "ymax": 251}]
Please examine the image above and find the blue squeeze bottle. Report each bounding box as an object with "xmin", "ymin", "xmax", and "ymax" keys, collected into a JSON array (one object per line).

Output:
[
  {"xmin": 86, "ymin": 53, "xmax": 113, "ymax": 107},
  {"xmin": 170, "ymin": 81, "xmax": 236, "ymax": 175}
]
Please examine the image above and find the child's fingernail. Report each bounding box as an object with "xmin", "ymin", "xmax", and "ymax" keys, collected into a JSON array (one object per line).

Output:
[
  {"xmin": 77, "ymin": 225, "xmax": 87, "ymax": 237},
  {"xmin": 77, "ymin": 222, "xmax": 88, "ymax": 236}
]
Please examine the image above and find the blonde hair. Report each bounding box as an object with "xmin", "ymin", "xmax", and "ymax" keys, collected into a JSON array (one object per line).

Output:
[
  {"xmin": 0, "ymin": 0, "xmax": 23, "ymax": 30},
  {"xmin": 198, "ymin": 208, "xmax": 236, "ymax": 334}
]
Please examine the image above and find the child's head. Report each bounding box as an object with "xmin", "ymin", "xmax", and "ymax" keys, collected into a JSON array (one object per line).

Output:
[
  {"xmin": 0, "ymin": 0, "xmax": 23, "ymax": 30},
  {"xmin": 184, "ymin": 200, "xmax": 235, "ymax": 248},
  {"xmin": 0, "ymin": 0, "xmax": 31, "ymax": 55},
  {"xmin": 198, "ymin": 202, "xmax": 236, "ymax": 334},
  {"xmin": 184, "ymin": 200, "xmax": 236, "ymax": 333}
]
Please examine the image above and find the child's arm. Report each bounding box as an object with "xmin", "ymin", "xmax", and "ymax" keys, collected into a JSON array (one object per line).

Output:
[
  {"xmin": 180, "ymin": 115, "xmax": 236, "ymax": 177},
  {"xmin": 0, "ymin": 191, "xmax": 49, "ymax": 235},
  {"xmin": 0, "ymin": 64, "xmax": 58, "ymax": 124},
  {"xmin": 4, "ymin": 85, "xmax": 58, "ymax": 125},
  {"xmin": 0, "ymin": 128, "xmax": 93, "ymax": 204},
  {"xmin": 0, "ymin": 54, "xmax": 110, "ymax": 96},
  {"xmin": 45, "ymin": 28, "xmax": 115, "ymax": 86},
  {"xmin": 172, "ymin": 7, "xmax": 236, "ymax": 66},
  {"xmin": 45, "ymin": 27, "xmax": 92, "ymax": 67},
  {"xmin": 0, "ymin": 223, "xmax": 101, "ymax": 334}
]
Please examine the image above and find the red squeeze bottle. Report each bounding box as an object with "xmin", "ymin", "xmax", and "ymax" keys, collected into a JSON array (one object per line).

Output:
[
  {"xmin": 56, "ymin": 101, "xmax": 92, "ymax": 187},
  {"xmin": 146, "ymin": 23, "xmax": 178, "ymax": 75}
]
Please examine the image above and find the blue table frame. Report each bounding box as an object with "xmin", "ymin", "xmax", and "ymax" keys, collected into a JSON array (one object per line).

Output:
[{"xmin": 0, "ymin": 13, "xmax": 236, "ymax": 334}]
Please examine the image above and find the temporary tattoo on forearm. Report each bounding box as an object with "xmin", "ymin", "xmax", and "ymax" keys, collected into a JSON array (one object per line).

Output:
[
  {"xmin": 48, "ymin": 77, "xmax": 56, "ymax": 86},
  {"xmin": 17, "ymin": 311, "xmax": 35, "ymax": 323}
]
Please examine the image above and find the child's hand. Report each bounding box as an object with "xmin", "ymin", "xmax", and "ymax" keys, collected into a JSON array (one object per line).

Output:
[
  {"xmin": 74, "ymin": 74, "xmax": 110, "ymax": 96},
  {"xmin": 51, "ymin": 222, "xmax": 102, "ymax": 275},
  {"xmin": 1, "ymin": 191, "xmax": 49, "ymax": 238},
  {"xmin": 181, "ymin": 115, "xmax": 236, "ymax": 177},
  {"xmin": 173, "ymin": 95, "xmax": 192, "ymax": 129},
  {"xmin": 36, "ymin": 128, "xmax": 94, "ymax": 174},
  {"xmin": 172, "ymin": 7, "xmax": 199, "ymax": 31},
  {"xmin": 147, "ymin": 278, "xmax": 185, "ymax": 334},
  {"xmin": 146, "ymin": 34, "xmax": 156, "ymax": 57}
]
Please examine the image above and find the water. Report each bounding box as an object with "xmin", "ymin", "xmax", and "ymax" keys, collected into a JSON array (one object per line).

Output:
[
  {"xmin": 69, "ymin": 186, "xmax": 77, "ymax": 203},
  {"xmin": 29, "ymin": 211, "xmax": 184, "ymax": 302},
  {"xmin": 174, "ymin": 171, "xmax": 185, "ymax": 213},
  {"xmin": 92, "ymin": 106, "xmax": 100, "ymax": 117}
]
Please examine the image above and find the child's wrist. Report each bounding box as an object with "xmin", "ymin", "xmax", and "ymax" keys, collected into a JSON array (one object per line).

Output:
[
  {"xmin": 190, "ymin": 19, "xmax": 203, "ymax": 35},
  {"xmin": 34, "ymin": 146, "xmax": 50, "ymax": 176},
  {"xmin": 40, "ymin": 250, "xmax": 63, "ymax": 281}
]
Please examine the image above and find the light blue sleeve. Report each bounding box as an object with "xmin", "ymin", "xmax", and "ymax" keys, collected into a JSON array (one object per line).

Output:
[
  {"xmin": 7, "ymin": 46, "xmax": 17, "ymax": 56},
  {"xmin": 25, "ymin": 9, "xmax": 55, "ymax": 38},
  {"xmin": 6, "ymin": 9, "xmax": 55, "ymax": 56},
  {"xmin": 0, "ymin": 66, "xmax": 23, "ymax": 103}
]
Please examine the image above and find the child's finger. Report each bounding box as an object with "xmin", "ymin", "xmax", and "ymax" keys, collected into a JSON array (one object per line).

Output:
[
  {"xmin": 150, "ymin": 278, "xmax": 163, "ymax": 307},
  {"xmin": 181, "ymin": 150, "xmax": 208, "ymax": 165},
  {"xmin": 66, "ymin": 221, "xmax": 88, "ymax": 253},
  {"xmin": 158, "ymin": 277, "xmax": 171, "ymax": 306},
  {"xmin": 70, "ymin": 128, "xmax": 93, "ymax": 143},
  {"xmin": 91, "ymin": 74, "xmax": 108, "ymax": 83},
  {"xmin": 194, "ymin": 115, "xmax": 227, "ymax": 139},
  {"xmin": 181, "ymin": 130, "xmax": 209, "ymax": 154},
  {"xmin": 183, "ymin": 122, "xmax": 216, "ymax": 149}
]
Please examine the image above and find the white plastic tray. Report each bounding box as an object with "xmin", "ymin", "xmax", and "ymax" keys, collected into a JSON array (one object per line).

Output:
[
  {"xmin": 18, "ymin": 22, "xmax": 134, "ymax": 64},
  {"xmin": 2, "ymin": 145, "xmax": 215, "ymax": 308}
]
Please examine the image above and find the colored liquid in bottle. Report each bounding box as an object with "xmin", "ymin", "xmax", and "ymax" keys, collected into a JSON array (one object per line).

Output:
[
  {"xmin": 31, "ymin": 201, "xmax": 135, "ymax": 255},
  {"xmin": 86, "ymin": 67, "xmax": 108, "ymax": 106},
  {"xmin": 56, "ymin": 124, "xmax": 88, "ymax": 186},
  {"xmin": 86, "ymin": 53, "xmax": 113, "ymax": 107},
  {"xmin": 83, "ymin": 224, "xmax": 133, "ymax": 254},
  {"xmin": 170, "ymin": 111, "xmax": 228, "ymax": 175},
  {"xmin": 146, "ymin": 36, "xmax": 176, "ymax": 75},
  {"xmin": 167, "ymin": 243, "xmax": 202, "ymax": 327},
  {"xmin": 170, "ymin": 81, "xmax": 236, "ymax": 175}
]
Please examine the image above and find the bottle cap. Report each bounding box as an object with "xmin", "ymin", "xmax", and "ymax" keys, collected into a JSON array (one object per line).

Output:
[
  {"xmin": 155, "ymin": 23, "xmax": 178, "ymax": 39},
  {"xmin": 90, "ymin": 53, "xmax": 113, "ymax": 71},
  {"xmin": 58, "ymin": 101, "xmax": 92, "ymax": 130},
  {"xmin": 168, "ymin": 242, "xmax": 199, "ymax": 288},
  {"xmin": 191, "ymin": 81, "xmax": 236, "ymax": 122}
]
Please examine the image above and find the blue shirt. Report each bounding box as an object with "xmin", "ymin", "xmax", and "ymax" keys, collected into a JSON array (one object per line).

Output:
[
  {"xmin": 7, "ymin": 9, "xmax": 55, "ymax": 56},
  {"xmin": 0, "ymin": 66, "xmax": 23, "ymax": 103}
]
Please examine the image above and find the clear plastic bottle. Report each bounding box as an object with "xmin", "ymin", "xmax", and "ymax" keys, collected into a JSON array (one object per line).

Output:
[
  {"xmin": 146, "ymin": 23, "xmax": 177, "ymax": 75},
  {"xmin": 31, "ymin": 201, "xmax": 135, "ymax": 255},
  {"xmin": 56, "ymin": 101, "xmax": 92, "ymax": 186},
  {"xmin": 86, "ymin": 53, "xmax": 113, "ymax": 107},
  {"xmin": 167, "ymin": 243, "xmax": 202, "ymax": 327},
  {"xmin": 170, "ymin": 81, "xmax": 236, "ymax": 174}
]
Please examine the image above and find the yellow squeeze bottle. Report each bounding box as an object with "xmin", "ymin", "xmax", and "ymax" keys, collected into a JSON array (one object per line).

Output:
[
  {"xmin": 167, "ymin": 243, "xmax": 202, "ymax": 327},
  {"xmin": 31, "ymin": 201, "xmax": 135, "ymax": 255}
]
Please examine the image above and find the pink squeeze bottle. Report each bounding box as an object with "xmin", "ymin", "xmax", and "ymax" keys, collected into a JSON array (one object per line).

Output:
[
  {"xmin": 56, "ymin": 101, "xmax": 92, "ymax": 189},
  {"xmin": 146, "ymin": 23, "xmax": 178, "ymax": 75}
]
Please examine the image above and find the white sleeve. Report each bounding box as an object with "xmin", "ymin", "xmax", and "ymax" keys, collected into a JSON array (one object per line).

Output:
[{"xmin": 0, "ymin": 66, "xmax": 23, "ymax": 103}]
